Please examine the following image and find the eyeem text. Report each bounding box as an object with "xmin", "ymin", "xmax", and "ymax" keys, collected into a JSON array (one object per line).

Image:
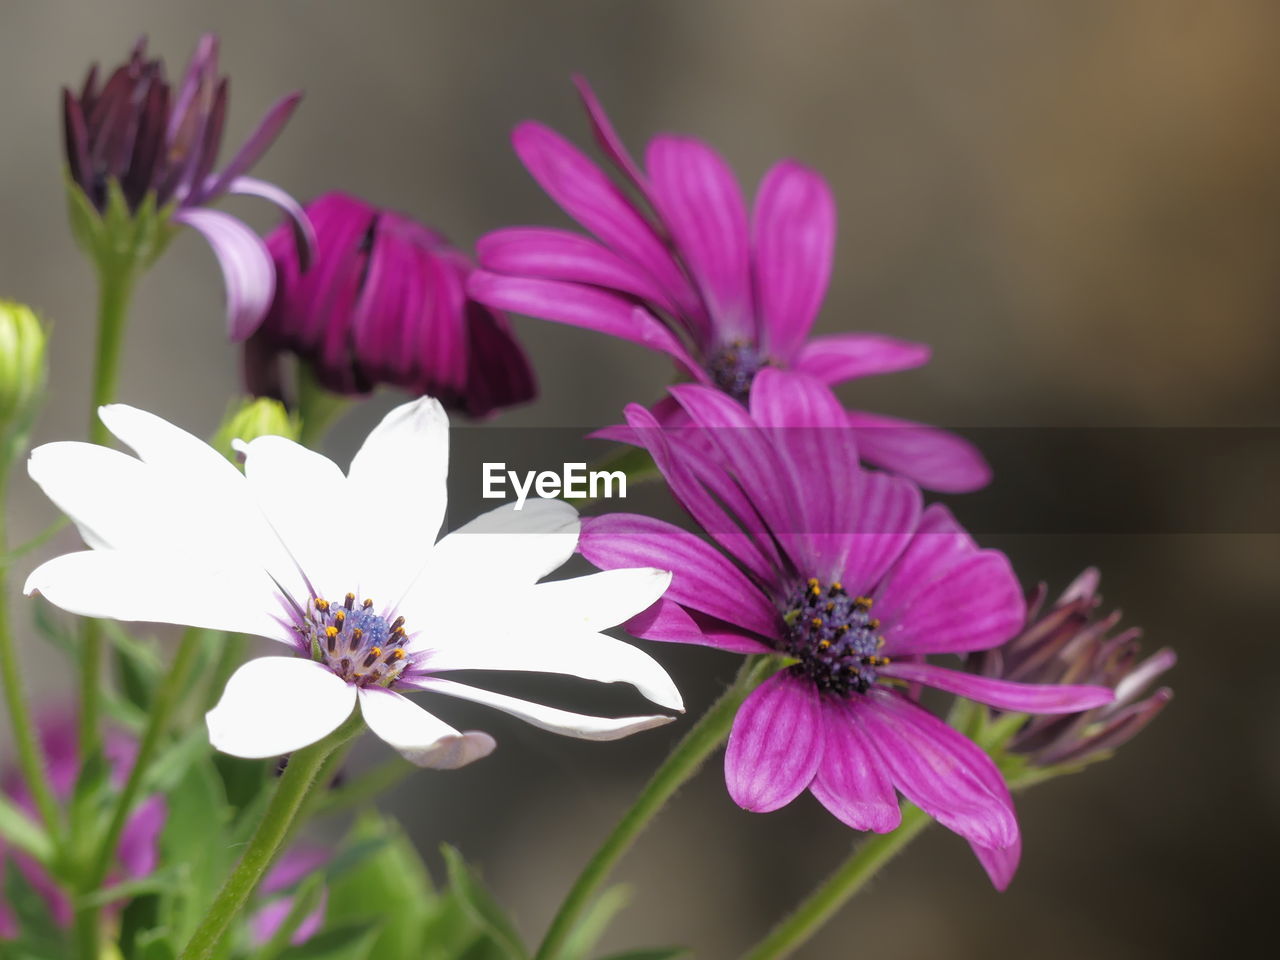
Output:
[{"xmin": 482, "ymin": 462, "xmax": 627, "ymax": 510}]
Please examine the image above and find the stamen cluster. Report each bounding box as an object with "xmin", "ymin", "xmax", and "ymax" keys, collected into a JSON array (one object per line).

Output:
[
  {"xmin": 301, "ymin": 592, "xmax": 410, "ymax": 688},
  {"xmin": 782, "ymin": 579, "xmax": 888, "ymax": 696},
  {"xmin": 708, "ymin": 342, "xmax": 769, "ymax": 403}
]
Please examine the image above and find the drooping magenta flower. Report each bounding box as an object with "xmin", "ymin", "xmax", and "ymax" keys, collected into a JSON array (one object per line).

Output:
[
  {"xmin": 468, "ymin": 77, "xmax": 989, "ymax": 492},
  {"xmin": 244, "ymin": 192, "xmax": 535, "ymax": 418},
  {"xmin": 0, "ymin": 712, "xmax": 166, "ymax": 937},
  {"xmin": 974, "ymin": 568, "xmax": 1175, "ymax": 768},
  {"xmin": 24, "ymin": 398, "xmax": 680, "ymax": 767},
  {"xmin": 579, "ymin": 369, "xmax": 1110, "ymax": 888},
  {"xmin": 63, "ymin": 35, "xmax": 313, "ymax": 339}
]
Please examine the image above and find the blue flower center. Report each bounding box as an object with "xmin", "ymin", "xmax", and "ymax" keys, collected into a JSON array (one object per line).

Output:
[
  {"xmin": 708, "ymin": 342, "xmax": 770, "ymax": 403},
  {"xmin": 302, "ymin": 593, "xmax": 411, "ymax": 688},
  {"xmin": 783, "ymin": 579, "xmax": 888, "ymax": 696}
]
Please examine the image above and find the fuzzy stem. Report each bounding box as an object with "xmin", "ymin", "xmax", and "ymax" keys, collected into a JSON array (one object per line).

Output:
[
  {"xmin": 179, "ymin": 713, "xmax": 363, "ymax": 960},
  {"xmin": 535, "ymin": 656, "xmax": 781, "ymax": 960},
  {"xmin": 0, "ymin": 471, "xmax": 61, "ymax": 832},
  {"xmin": 77, "ymin": 262, "xmax": 137, "ymax": 764},
  {"xmin": 739, "ymin": 803, "xmax": 931, "ymax": 960}
]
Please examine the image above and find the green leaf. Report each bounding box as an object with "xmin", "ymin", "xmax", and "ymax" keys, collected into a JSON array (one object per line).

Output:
[
  {"xmin": 324, "ymin": 813, "xmax": 435, "ymax": 960},
  {"xmin": 596, "ymin": 949, "xmax": 689, "ymax": 960},
  {"xmin": 0, "ymin": 793, "xmax": 53, "ymax": 863},
  {"xmin": 1, "ymin": 852, "xmax": 68, "ymax": 958},
  {"xmin": 271, "ymin": 921, "xmax": 382, "ymax": 960},
  {"xmin": 154, "ymin": 759, "xmax": 232, "ymax": 948},
  {"xmin": 67, "ymin": 743, "xmax": 111, "ymax": 871},
  {"xmin": 441, "ymin": 844, "xmax": 528, "ymax": 960}
]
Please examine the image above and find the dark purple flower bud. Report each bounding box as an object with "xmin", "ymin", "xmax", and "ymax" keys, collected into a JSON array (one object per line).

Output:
[
  {"xmin": 973, "ymin": 568, "xmax": 1175, "ymax": 768},
  {"xmin": 62, "ymin": 35, "xmax": 313, "ymax": 340},
  {"xmin": 244, "ymin": 192, "xmax": 536, "ymax": 418}
]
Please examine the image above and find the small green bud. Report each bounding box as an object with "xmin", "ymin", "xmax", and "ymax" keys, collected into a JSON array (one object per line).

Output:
[
  {"xmin": 0, "ymin": 300, "xmax": 48, "ymax": 443},
  {"xmin": 212, "ymin": 397, "xmax": 300, "ymax": 463}
]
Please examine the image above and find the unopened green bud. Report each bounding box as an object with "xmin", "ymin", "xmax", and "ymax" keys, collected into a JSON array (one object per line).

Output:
[
  {"xmin": 0, "ymin": 300, "xmax": 48, "ymax": 443},
  {"xmin": 212, "ymin": 397, "xmax": 300, "ymax": 463}
]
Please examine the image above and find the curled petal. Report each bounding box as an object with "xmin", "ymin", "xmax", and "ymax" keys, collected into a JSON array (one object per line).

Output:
[
  {"xmin": 877, "ymin": 661, "xmax": 1113, "ymax": 714},
  {"xmin": 200, "ymin": 91, "xmax": 303, "ymax": 201},
  {"xmin": 794, "ymin": 333, "xmax": 931, "ymax": 385},
  {"xmin": 358, "ymin": 688, "xmax": 495, "ymax": 769},
  {"xmin": 174, "ymin": 207, "xmax": 275, "ymax": 341},
  {"xmin": 223, "ymin": 175, "xmax": 316, "ymax": 270}
]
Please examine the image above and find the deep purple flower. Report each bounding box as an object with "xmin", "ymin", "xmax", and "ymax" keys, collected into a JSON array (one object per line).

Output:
[
  {"xmin": 579, "ymin": 369, "xmax": 1110, "ymax": 888},
  {"xmin": 0, "ymin": 712, "xmax": 165, "ymax": 937},
  {"xmin": 468, "ymin": 77, "xmax": 989, "ymax": 492},
  {"xmin": 244, "ymin": 192, "xmax": 536, "ymax": 418},
  {"xmin": 975, "ymin": 568, "xmax": 1175, "ymax": 768},
  {"xmin": 63, "ymin": 35, "xmax": 312, "ymax": 339}
]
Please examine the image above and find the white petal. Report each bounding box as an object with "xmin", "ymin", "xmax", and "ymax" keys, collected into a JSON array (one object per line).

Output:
[
  {"xmin": 357, "ymin": 687, "xmax": 495, "ymax": 769},
  {"xmin": 413, "ymin": 677, "xmax": 676, "ymax": 741},
  {"xmin": 25, "ymin": 550, "xmax": 288, "ymax": 641},
  {"xmin": 94, "ymin": 404, "xmax": 305, "ymax": 598},
  {"xmin": 206, "ymin": 657, "xmax": 355, "ymax": 759},
  {"xmin": 527, "ymin": 568, "xmax": 672, "ymax": 631},
  {"xmin": 238, "ymin": 435, "xmax": 355, "ymax": 601},
  {"xmin": 424, "ymin": 626, "xmax": 683, "ymax": 713},
  {"xmin": 346, "ymin": 399, "xmax": 450, "ymax": 602},
  {"xmin": 399, "ymin": 499, "xmax": 580, "ymax": 630},
  {"xmin": 28, "ymin": 441, "xmax": 158, "ymax": 550}
]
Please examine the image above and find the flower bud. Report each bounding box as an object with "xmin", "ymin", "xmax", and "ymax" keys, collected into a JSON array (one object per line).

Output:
[
  {"xmin": 973, "ymin": 568, "xmax": 1174, "ymax": 770},
  {"xmin": 212, "ymin": 397, "xmax": 300, "ymax": 463},
  {"xmin": 0, "ymin": 301, "xmax": 48, "ymax": 443}
]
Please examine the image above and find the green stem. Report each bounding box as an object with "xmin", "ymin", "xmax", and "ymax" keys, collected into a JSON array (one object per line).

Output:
[
  {"xmin": 88, "ymin": 629, "xmax": 203, "ymax": 884},
  {"xmin": 77, "ymin": 262, "xmax": 137, "ymax": 765},
  {"xmin": 535, "ymin": 656, "xmax": 781, "ymax": 960},
  {"xmin": 179, "ymin": 713, "xmax": 363, "ymax": 960},
  {"xmin": 1, "ymin": 515, "xmax": 70, "ymax": 563},
  {"xmin": 295, "ymin": 364, "xmax": 349, "ymax": 450},
  {"xmin": 740, "ymin": 804, "xmax": 931, "ymax": 960},
  {"xmin": 0, "ymin": 472, "xmax": 61, "ymax": 832}
]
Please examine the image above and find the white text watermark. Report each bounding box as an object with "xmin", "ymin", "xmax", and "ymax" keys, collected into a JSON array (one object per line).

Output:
[{"xmin": 482, "ymin": 462, "xmax": 626, "ymax": 510}]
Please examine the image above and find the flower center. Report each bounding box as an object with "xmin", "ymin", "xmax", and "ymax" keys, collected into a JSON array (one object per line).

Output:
[
  {"xmin": 708, "ymin": 342, "xmax": 770, "ymax": 403},
  {"xmin": 301, "ymin": 593, "xmax": 411, "ymax": 688},
  {"xmin": 782, "ymin": 579, "xmax": 889, "ymax": 696}
]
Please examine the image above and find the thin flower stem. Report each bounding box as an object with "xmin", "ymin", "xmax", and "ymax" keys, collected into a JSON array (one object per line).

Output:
[
  {"xmin": 179, "ymin": 713, "xmax": 364, "ymax": 960},
  {"xmin": 1, "ymin": 515, "xmax": 70, "ymax": 563},
  {"xmin": 88, "ymin": 628, "xmax": 204, "ymax": 883},
  {"xmin": 739, "ymin": 803, "xmax": 931, "ymax": 960},
  {"xmin": 78, "ymin": 262, "xmax": 137, "ymax": 762},
  {"xmin": 535, "ymin": 655, "xmax": 782, "ymax": 960},
  {"xmin": 0, "ymin": 473, "xmax": 61, "ymax": 833}
]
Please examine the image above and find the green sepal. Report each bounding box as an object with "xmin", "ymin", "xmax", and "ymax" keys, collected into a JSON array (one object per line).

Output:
[{"xmin": 64, "ymin": 172, "xmax": 177, "ymax": 280}]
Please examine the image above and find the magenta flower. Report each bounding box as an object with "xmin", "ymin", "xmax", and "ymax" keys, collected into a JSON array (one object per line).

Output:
[
  {"xmin": 975, "ymin": 568, "xmax": 1175, "ymax": 768},
  {"xmin": 63, "ymin": 35, "xmax": 313, "ymax": 339},
  {"xmin": 468, "ymin": 77, "xmax": 989, "ymax": 492},
  {"xmin": 250, "ymin": 846, "xmax": 330, "ymax": 946},
  {"xmin": 578, "ymin": 369, "xmax": 1111, "ymax": 888},
  {"xmin": 245, "ymin": 192, "xmax": 536, "ymax": 418},
  {"xmin": 0, "ymin": 713, "xmax": 165, "ymax": 937}
]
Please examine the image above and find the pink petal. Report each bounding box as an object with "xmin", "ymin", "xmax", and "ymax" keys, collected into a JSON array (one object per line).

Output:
[
  {"xmin": 624, "ymin": 598, "xmax": 773, "ymax": 655},
  {"xmin": 466, "ymin": 272, "xmax": 700, "ymax": 378},
  {"xmin": 794, "ymin": 333, "xmax": 931, "ymax": 385},
  {"xmin": 861, "ymin": 690, "xmax": 1018, "ymax": 850},
  {"xmin": 838, "ymin": 471, "xmax": 922, "ymax": 596},
  {"xmin": 572, "ymin": 75, "xmax": 649, "ymax": 193},
  {"xmin": 877, "ymin": 549, "xmax": 1026, "ymax": 657},
  {"xmin": 810, "ymin": 698, "xmax": 902, "ymax": 832},
  {"xmin": 173, "ymin": 207, "xmax": 275, "ymax": 341},
  {"xmin": 646, "ymin": 135, "xmax": 753, "ymax": 339},
  {"xmin": 753, "ymin": 161, "xmax": 836, "ymax": 361},
  {"xmin": 223, "ymin": 175, "xmax": 316, "ymax": 271},
  {"xmin": 846, "ymin": 410, "xmax": 992, "ymax": 493},
  {"xmin": 200, "ymin": 92, "xmax": 303, "ymax": 200},
  {"xmin": 878, "ymin": 662, "xmax": 1113, "ymax": 714},
  {"xmin": 476, "ymin": 226, "xmax": 678, "ymax": 314},
  {"xmin": 116, "ymin": 795, "xmax": 167, "ymax": 878},
  {"xmin": 725, "ymin": 672, "xmax": 823, "ymax": 812},
  {"xmin": 512, "ymin": 121, "xmax": 701, "ymax": 325},
  {"xmin": 579, "ymin": 513, "xmax": 780, "ymax": 640}
]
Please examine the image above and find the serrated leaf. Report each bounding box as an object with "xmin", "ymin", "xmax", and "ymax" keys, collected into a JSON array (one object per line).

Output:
[{"xmin": 441, "ymin": 845, "xmax": 528, "ymax": 960}]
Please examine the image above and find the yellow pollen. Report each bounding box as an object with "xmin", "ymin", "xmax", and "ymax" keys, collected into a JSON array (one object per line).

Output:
[
  {"xmin": 362, "ymin": 598, "xmax": 373, "ymax": 609},
  {"xmin": 831, "ymin": 581, "xmax": 842, "ymax": 591},
  {"xmin": 371, "ymin": 647, "xmax": 382, "ymax": 657},
  {"xmin": 393, "ymin": 649, "xmax": 405, "ymax": 660},
  {"xmin": 314, "ymin": 598, "xmax": 329, "ymax": 612},
  {"xmin": 810, "ymin": 617, "xmax": 823, "ymax": 628},
  {"xmin": 818, "ymin": 640, "xmax": 831, "ymax": 650},
  {"xmin": 334, "ymin": 610, "xmax": 345, "ymax": 622},
  {"xmin": 855, "ymin": 596, "xmax": 874, "ymax": 609},
  {"xmin": 868, "ymin": 618, "xmax": 880, "ymax": 629},
  {"xmin": 325, "ymin": 626, "xmax": 338, "ymax": 638}
]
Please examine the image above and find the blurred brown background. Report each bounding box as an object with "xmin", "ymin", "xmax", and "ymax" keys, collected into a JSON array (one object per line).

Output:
[{"xmin": 2, "ymin": 1, "xmax": 1277, "ymax": 957}]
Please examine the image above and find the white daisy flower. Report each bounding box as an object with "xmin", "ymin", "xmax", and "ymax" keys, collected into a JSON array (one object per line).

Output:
[{"xmin": 25, "ymin": 398, "xmax": 681, "ymax": 769}]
